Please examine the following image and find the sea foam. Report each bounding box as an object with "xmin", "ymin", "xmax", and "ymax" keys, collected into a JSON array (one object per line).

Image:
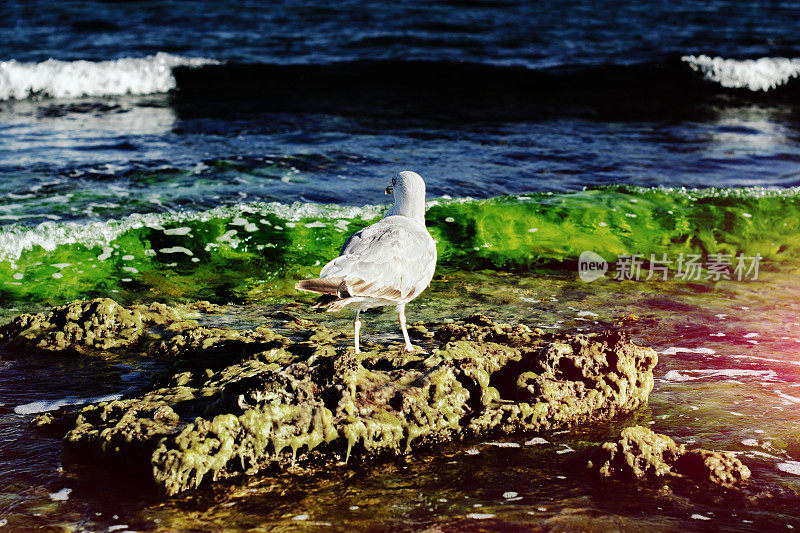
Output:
[
  {"xmin": 663, "ymin": 369, "xmax": 777, "ymax": 382},
  {"xmin": 777, "ymin": 460, "xmax": 800, "ymax": 476},
  {"xmin": 14, "ymin": 393, "xmax": 123, "ymax": 415},
  {"xmin": 0, "ymin": 201, "xmax": 385, "ymax": 263},
  {"xmin": 682, "ymin": 55, "xmax": 800, "ymax": 92},
  {"xmin": 0, "ymin": 53, "xmax": 216, "ymax": 100},
  {"xmin": 661, "ymin": 346, "xmax": 716, "ymax": 355}
]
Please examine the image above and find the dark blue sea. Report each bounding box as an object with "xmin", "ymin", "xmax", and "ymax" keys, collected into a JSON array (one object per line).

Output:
[
  {"xmin": 2, "ymin": 1, "xmax": 800, "ymax": 530},
  {"xmin": 2, "ymin": 0, "xmax": 800, "ymax": 219}
]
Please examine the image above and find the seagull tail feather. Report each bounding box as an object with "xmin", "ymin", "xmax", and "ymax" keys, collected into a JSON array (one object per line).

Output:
[
  {"xmin": 296, "ymin": 277, "xmax": 356, "ymax": 310},
  {"xmin": 295, "ymin": 276, "xmax": 347, "ymax": 295}
]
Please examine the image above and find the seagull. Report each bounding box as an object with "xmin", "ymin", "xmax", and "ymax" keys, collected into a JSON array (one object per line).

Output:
[{"xmin": 295, "ymin": 170, "xmax": 437, "ymax": 353}]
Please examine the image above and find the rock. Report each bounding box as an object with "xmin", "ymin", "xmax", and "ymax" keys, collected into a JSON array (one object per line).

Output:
[
  {"xmin": 32, "ymin": 412, "xmax": 54, "ymax": 427},
  {"xmin": 587, "ymin": 426, "xmax": 684, "ymax": 479},
  {"xmin": 0, "ymin": 298, "xmax": 182, "ymax": 355},
  {"xmin": 266, "ymin": 311, "xmax": 314, "ymax": 330},
  {"xmin": 182, "ymin": 300, "xmax": 228, "ymax": 314},
  {"xmin": 587, "ymin": 425, "xmax": 750, "ymax": 487},
  {"xmin": 407, "ymin": 322, "xmax": 434, "ymax": 339},
  {"xmin": 67, "ymin": 400, "xmax": 183, "ymax": 461},
  {"xmin": 151, "ymin": 322, "xmax": 288, "ymax": 363},
  {"xmin": 133, "ymin": 302, "xmax": 183, "ymax": 326},
  {"xmin": 56, "ymin": 309, "xmax": 657, "ymax": 495},
  {"xmin": 675, "ymin": 449, "xmax": 751, "ymax": 487}
]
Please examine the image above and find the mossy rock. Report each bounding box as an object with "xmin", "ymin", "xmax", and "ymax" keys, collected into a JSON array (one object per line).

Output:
[
  {"xmin": 0, "ymin": 298, "xmax": 181, "ymax": 354},
  {"xmin": 4, "ymin": 299, "xmax": 658, "ymax": 496},
  {"xmin": 587, "ymin": 425, "xmax": 751, "ymax": 487}
]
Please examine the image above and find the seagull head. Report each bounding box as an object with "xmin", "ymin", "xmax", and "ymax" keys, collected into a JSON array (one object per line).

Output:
[{"xmin": 385, "ymin": 170, "xmax": 427, "ymax": 223}]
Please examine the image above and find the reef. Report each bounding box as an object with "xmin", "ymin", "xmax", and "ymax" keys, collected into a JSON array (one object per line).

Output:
[
  {"xmin": 2, "ymin": 299, "xmax": 658, "ymax": 495},
  {"xmin": 586, "ymin": 425, "xmax": 751, "ymax": 487}
]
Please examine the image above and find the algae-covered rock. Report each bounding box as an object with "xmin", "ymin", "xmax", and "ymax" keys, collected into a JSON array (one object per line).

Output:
[
  {"xmin": 32, "ymin": 412, "xmax": 55, "ymax": 427},
  {"xmin": 0, "ymin": 298, "xmax": 182, "ymax": 354},
  {"xmin": 56, "ymin": 308, "xmax": 657, "ymax": 496},
  {"xmin": 181, "ymin": 300, "xmax": 228, "ymax": 314},
  {"xmin": 67, "ymin": 399, "xmax": 183, "ymax": 463},
  {"xmin": 587, "ymin": 425, "xmax": 750, "ymax": 487},
  {"xmin": 587, "ymin": 425, "xmax": 684, "ymax": 479},
  {"xmin": 151, "ymin": 322, "xmax": 288, "ymax": 363},
  {"xmin": 675, "ymin": 448, "xmax": 751, "ymax": 487}
]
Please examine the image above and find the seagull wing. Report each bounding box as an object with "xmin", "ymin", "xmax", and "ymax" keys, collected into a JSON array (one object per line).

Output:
[{"xmin": 319, "ymin": 215, "xmax": 436, "ymax": 302}]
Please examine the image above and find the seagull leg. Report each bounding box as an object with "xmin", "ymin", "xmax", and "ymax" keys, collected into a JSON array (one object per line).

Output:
[
  {"xmin": 353, "ymin": 310, "xmax": 362, "ymax": 354},
  {"xmin": 397, "ymin": 304, "xmax": 414, "ymax": 352}
]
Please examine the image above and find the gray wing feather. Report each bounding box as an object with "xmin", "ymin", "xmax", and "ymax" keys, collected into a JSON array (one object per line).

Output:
[{"xmin": 319, "ymin": 215, "xmax": 436, "ymax": 301}]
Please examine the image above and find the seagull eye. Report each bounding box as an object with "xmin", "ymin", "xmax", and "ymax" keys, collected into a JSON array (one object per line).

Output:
[{"xmin": 392, "ymin": 178, "xmax": 397, "ymax": 186}]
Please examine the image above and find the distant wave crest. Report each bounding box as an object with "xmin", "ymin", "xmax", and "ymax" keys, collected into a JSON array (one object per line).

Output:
[
  {"xmin": 0, "ymin": 52, "xmax": 217, "ymax": 100},
  {"xmin": 682, "ymin": 54, "xmax": 800, "ymax": 92},
  {"xmin": 2, "ymin": 53, "xmax": 799, "ymax": 106}
]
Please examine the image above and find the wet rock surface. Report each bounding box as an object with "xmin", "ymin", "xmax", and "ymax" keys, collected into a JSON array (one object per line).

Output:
[
  {"xmin": 0, "ymin": 298, "xmax": 181, "ymax": 354},
  {"xmin": 2, "ymin": 301, "xmax": 659, "ymax": 496},
  {"xmin": 587, "ymin": 425, "xmax": 751, "ymax": 487}
]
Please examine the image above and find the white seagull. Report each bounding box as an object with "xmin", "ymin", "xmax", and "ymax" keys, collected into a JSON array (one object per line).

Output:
[{"xmin": 295, "ymin": 170, "xmax": 437, "ymax": 353}]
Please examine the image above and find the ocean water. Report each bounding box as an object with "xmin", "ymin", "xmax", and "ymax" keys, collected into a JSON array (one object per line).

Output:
[{"xmin": 2, "ymin": 0, "xmax": 800, "ymax": 530}]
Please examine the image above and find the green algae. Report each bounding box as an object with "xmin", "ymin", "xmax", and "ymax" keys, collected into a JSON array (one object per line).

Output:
[
  {"xmin": 0, "ymin": 300, "xmax": 657, "ymax": 495},
  {"xmin": 2, "ymin": 186, "xmax": 800, "ymax": 304}
]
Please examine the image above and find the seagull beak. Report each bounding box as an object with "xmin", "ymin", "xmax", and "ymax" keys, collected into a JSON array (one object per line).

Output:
[{"xmin": 385, "ymin": 185, "xmax": 393, "ymax": 195}]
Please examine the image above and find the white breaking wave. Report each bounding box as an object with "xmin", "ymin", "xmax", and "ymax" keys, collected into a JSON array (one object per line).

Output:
[
  {"xmin": 0, "ymin": 52, "xmax": 217, "ymax": 101},
  {"xmin": 682, "ymin": 54, "xmax": 800, "ymax": 92},
  {"xmin": 0, "ymin": 201, "xmax": 389, "ymax": 263},
  {"xmin": 777, "ymin": 460, "xmax": 800, "ymax": 476},
  {"xmin": 660, "ymin": 346, "xmax": 716, "ymax": 355},
  {"xmin": 663, "ymin": 368, "xmax": 777, "ymax": 382},
  {"xmin": 14, "ymin": 392, "xmax": 124, "ymax": 414}
]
